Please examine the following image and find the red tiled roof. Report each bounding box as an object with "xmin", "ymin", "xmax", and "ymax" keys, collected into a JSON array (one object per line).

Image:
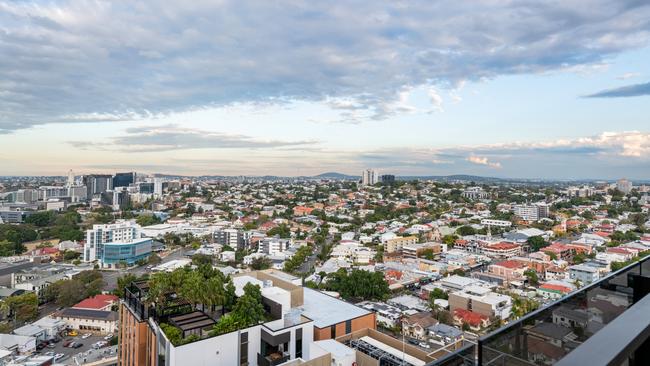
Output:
[
  {"xmin": 73, "ymin": 294, "xmax": 119, "ymax": 310},
  {"xmin": 453, "ymin": 309, "xmax": 488, "ymax": 327},
  {"xmin": 487, "ymin": 242, "xmax": 519, "ymax": 250},
  {"xmin": 494, "ymin": 260, "xmax": 524, "ymax": 269}
]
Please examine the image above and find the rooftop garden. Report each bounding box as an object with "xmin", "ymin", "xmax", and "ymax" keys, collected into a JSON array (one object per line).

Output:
[{"xmin": 134, "ymin": 265, "xmax": 269, "ymax": 346}]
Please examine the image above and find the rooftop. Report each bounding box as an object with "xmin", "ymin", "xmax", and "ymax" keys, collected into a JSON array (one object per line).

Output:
[{"xmin": 300, "ymin": 288, "xmax": 371, "ymax": 328}]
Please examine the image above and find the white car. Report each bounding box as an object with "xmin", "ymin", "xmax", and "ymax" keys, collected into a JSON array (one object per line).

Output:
[
  {"xmin": 104, "ymin": 333, "xmax": 113, "ymax": 340},
  {"xmin": 419, "ymin": 342, "xmax": 431, "ymax": 349},
  {"xmin": 54, "ymin": 353, "xmax": 65, "ymax": 360},
  {"xmin": 82, "ymin": 333, "xmax": 92, "ymax": 339}
]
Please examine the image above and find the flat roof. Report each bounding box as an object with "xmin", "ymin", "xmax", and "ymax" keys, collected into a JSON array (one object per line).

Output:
[
  {"xmin": 300, "ymin": 288, "xmax": 371, "ymax": 328},
  {"xmin": 360, "ymin": 336, "xmax": 425, "ymax": 366}
]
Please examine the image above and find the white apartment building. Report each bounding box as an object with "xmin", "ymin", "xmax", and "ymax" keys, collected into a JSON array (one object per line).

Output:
[
  {"xmin": 513, "ymin": 203, "xmax": 550, "ymax": 221},
  {"xmin": 461, "ymin": 187, "xmax": 490, "ymax": 200},
  {"xmin": 84, "ymin": 220, "xmax": 152, "ymax": 267},
  {"xmin": 361, "ymin": 169, "xmax": 379, "ymax": 186},
  {"xmin": 448, "ymin": 285, "xmax": 512, "ymax": 320},
  {"xmin": 258, "ymin": 237, "xmax": 291, "ymax": 255},
  {"xmin": 616, "ymin": 179, "xmax": 633, "ymax": 194}
]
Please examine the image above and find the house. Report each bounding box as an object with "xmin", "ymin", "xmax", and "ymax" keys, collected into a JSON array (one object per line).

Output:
[
  {"xmin": 53, "ymin": 308, "xmax": 118, "ymax": 334},
  {"xmin": 73, "ymin": 294, "xmax": 119, "ymax": 311},
  {"xmin": 568, "ymin": 264, "xmax": 599, "ymax": 284},
  {"xmin": 452, "ymin": 309, "xmax": 490, "ymax": 331},
  {"xmin": 402, "ymin": 312, "xmax": 438, "ymax": 340},
  {"xmin": 358, "ymin": 301, "xmax": 403, "ymax": 328},
  {"xmin": 427, "ymin": 323, "xmax": 464, "ymax": 347}
]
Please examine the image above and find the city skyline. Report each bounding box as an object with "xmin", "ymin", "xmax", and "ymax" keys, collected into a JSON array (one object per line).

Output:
[{"xmin": 1, "ymin": 1, "xmax": 650, "ymax": 178}]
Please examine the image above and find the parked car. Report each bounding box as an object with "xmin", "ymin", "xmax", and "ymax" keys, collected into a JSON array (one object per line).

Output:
[
  {"xmin": 92, "ymin": 341, "xmax": 108, "ymax": 349},
  {"xmin": 47, "ymin": 343, "xmax": 56, "ymax": 349},
  {"xmin": 68, "ymin": 330, "xmax": 78, "ymax": 337},
  {"xmin": 419, "ymin": 342, "xmax": 431, "ymax": 349},
  {"xmin": 104, "ymin": 333, "xmax": 113, "ymax": 340},
  {"xmin": 63, "ymin": 340, "xmax": 73, "ymax": 348},
  {"xmin": 72, "ymin": 342, "xmax": 83, "ymax": 349},
  {"xmin": 44, "ymin": 351, "xmax": 55, "ymax": 357},
  {"xmin": 82, "ymin": 333, "xmax": 92, "ymax": 339},
  {"xmin": 54, "ymin": 353, "xmax": 65, "ymax": 361}
]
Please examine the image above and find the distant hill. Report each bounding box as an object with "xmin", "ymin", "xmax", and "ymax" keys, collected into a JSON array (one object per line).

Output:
[{"xmin": 313, "ymin": 172, "xmax": 359, "ymax": 179}]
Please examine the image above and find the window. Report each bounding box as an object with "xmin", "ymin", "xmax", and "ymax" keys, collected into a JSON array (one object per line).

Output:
[
  {"xmin": 295, "ymin": 338, "xmax": 302, "ymax": 358},
  {"xmin": 240, "ymin": 332, "xmax": 248, "ymax": 365},
  {"xmin": 345, "ymin": 320, "xmax": 351, "ymax": 334}
]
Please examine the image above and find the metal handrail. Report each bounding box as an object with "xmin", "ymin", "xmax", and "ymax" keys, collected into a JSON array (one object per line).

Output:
[{"xmin": 429, "ymin": 252, "xmax": 650, "ymax": 365}]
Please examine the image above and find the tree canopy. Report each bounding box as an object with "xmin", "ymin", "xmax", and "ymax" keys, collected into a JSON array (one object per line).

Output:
[{"xmin": 324, "ymin": 269, "xmax": 390, "ymax": 301}]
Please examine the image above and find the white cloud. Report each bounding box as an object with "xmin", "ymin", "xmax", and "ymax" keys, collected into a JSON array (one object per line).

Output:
[
  {"xmin": 617, "ymin": 72, "xmax": 641, "ymax": 80},
  {"xmin": 466, "ymin": 155, "xmax": 502, "ymax": 169},
  {"xmin": 2, "ymin": 1, "xmax": 650, "ymax": 132},
  {"xmin": 428, "ymin": 88, "xmax": 444, "ymax": 111}
]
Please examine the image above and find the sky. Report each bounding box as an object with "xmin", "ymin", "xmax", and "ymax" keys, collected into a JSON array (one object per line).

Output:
[{"xmin": 1, "ymin": 1, "xmax": 650, "ymax": 179}]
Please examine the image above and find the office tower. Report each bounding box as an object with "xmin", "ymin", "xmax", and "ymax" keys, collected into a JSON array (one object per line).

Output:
[
  {"xmin": 380, "ymin": 174, "xmax": 396, "ymax": 184},
  {"xmin": 67, "ymin": 186, "xmax": 87, "ymax": 203},
  {"xmin": 84, "ymin": 220, "xmax": 151, "ymax": 268},
  {"xmin": 15, "ymin": 189, "xmax": 37, "ymax": 204},
  {"xmin": 617, "ymin": 178, "xmax": 633, "ymax": 194},
  {"xmin": 66, "ymin": 169, "xmax": 75, "ymax": 187},
  {"xmin": 113, "ymin": 172, "xmax": 136, "ymax": 188},
  {"xmin": 153, "ymin": 177, "xmax": 164, "ymax": 197},
  {"xmin": 138, "ymin": 182, "xmax": 154, "ymax": 194},
  {"xmin": 361, "ymin": 169, "xmax": 379, "ymax": 186},
  {"xmin": 83, "ymin": 174, "xmax": 113, "ymax": 198}
]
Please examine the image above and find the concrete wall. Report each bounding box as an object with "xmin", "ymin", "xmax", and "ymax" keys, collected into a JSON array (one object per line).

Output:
[{"xmin": 313, "ymin": 312, "xmax": 376, "ymax": 341}]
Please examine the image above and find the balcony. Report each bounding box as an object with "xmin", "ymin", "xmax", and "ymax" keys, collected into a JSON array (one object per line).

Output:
[{"xmin": 429, "ymin": 254, "xmax": 650, "ymax": 366}]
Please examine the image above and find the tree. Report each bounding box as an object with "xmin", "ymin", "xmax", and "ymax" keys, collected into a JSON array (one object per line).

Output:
[
  {"xmin": 267, "ymin": 224, "xmax": 291, "ymax": 238},
  {"xmin": 523, "ymin": 269, "xmax": 539, "ymax": 286},
  {"xmin": 456, "ymin": 226, "xmax": 476, "ymax": 236},
  {"xmin": 283, "ymin": 245, "xmax": 313, "ymax": 273},
  {"xmin": 544, "ymin": 251, "xmax": 558, "ymax": 261},
  {"xmin": 24, "ymin": 211, "xmax": 56, "ymax": 227},
  {"xmin": 136, "ymin": 215, "xmax": 162, "ymax": 227},
  {"xmin": 419, "ymin": 248, "xmax": 436, "ymax": 260},
  {"xmin": 324, "ymin": 269, "xmax": 390, "ymax": 301},
  {"xmin": 192, "ymin": 254, "xmax": 213, "ymax": 266},
  {"xmin": 5, "ymin": 293, "xmax": 38, "ymax": 322},
  {"xmin": 250, "ymin": 256, "xmax": 272, "ymax": 270},
  {"xmin": 442, "ymin": 235, "xmax": 458, "ymax": 247},
  {"xmin": 527, "ymin": 236, "xmax": 548, "ymax": 252},
  {"xmin": 44, "ymin": 270, "xmax": 105, "ymax": 306},
  {"xmin": 230, "ymin": 283, "xmax": 266, "ymax": 328},
  {"xmin": 148, "ymin": 253, "xmax": 162, "ymax": 265},
  {"xmin": 114, "ymin": 273, "xmax": 138, "ymax": 298}
]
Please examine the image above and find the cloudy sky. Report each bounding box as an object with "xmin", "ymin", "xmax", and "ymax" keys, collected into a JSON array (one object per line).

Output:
[{"xmin": 1, "ymin": 0, "xmax": 650, "ymax": 179}]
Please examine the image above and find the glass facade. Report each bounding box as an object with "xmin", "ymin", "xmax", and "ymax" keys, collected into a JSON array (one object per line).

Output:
[{"xmin": 101, "ymin": 238, "xmax": 152, "ymax": 265}]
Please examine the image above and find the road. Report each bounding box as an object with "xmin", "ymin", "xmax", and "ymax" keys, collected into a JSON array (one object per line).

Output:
[
  {"xmin": 297, "ymin": 234, "xmax": 334, "ymax": 276},
  {"xmin": 101, "ymin": 248, "xmax": 186, "ymax": 291}
]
